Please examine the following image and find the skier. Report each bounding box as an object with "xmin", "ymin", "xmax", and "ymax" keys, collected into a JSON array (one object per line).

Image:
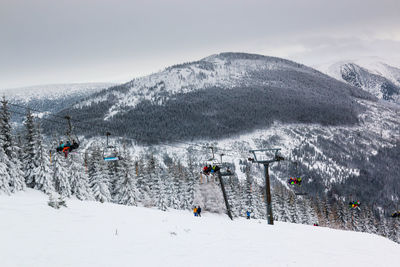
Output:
[
  {"xmin": 246, "ymin": 210, "xmax": 251, "ymax": 219},
  {"xmin": 193, "ymin": 206, "xmax": 198, "ymax": 217},
  {"xmin": 197, "ymin": 206, "xmax": 202, "ymax": 217}
]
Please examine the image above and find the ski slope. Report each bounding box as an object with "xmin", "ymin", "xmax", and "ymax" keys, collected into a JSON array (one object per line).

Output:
[{"xmin": 0, "ymin": 190, "xmax": 399, "ymax": 267}]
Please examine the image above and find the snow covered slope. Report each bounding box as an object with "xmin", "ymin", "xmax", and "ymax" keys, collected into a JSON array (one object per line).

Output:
[
  {"xmin": 1, "ymin": 82, "xmax": 115, "ymax": 102},
  {"xmin": 1, "ymin": 189, "xmax": 399, "ymax": 267},
  {"xmin": 317, "ymin": 60, "xmax": 400, "ymax": 103},
  {"xmin": 2, "ymin": 83, "xmax": 115, "ymax": 125}
]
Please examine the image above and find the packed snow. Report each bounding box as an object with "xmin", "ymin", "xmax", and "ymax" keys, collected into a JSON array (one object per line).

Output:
[{"xmin": 1, "ymin": 189, "xmax": 398, "ymax": 267}]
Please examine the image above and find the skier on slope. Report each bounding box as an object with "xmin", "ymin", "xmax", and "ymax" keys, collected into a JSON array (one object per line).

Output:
[
  {"xmin": 197, "ymin": 206, "xmax": 202, "ymax": 217},
  {"xmin": 246, "ymin": 210, "xmax": 251, "ymax": 219},
  {"xmin": 193, "ymin": 206, "xmax": 198, "ymax": 217}
]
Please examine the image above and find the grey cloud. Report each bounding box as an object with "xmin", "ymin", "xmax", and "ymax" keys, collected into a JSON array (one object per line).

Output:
[{"xmin": 1, "ymin": 0, "xmax": 399, "ymax": 88}]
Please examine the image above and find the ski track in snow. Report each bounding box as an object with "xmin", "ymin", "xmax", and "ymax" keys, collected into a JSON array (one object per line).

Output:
[{"xmin": 0, "ymin": 189, "xmax": 399, "ymax": 267}]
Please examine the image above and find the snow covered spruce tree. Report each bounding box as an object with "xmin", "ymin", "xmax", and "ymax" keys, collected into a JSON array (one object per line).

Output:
[
  {"xmin": 69, "ymin": 153, "xmax": 92, "ymax": 200},
  {"xmin": 179, "ymin": 171, "xmax": 193, "ymax": 211},
  {"xmin": 172, "ymin": 169, "xmax": 185, "ymax": 210},
  {"xmin": 224, "ymin": 175, "xmax": 241, "ymax": 217},
  {"xmin": 23, "ymin": 109, "xmax": 39, "ymax": 188},
  {"xmin": 114, "ymin": 147, "xmax": 138, "ymax": 206},
  {"xmin": 52, "ymin": 143, "xmax": 71, "ymax": 197},
  {"xmin": 135, "ymin": 157, "xmax": 152, "ymax": 206},
  {"xmin": 143, "ymin": 153, "xmax": 163, "ymax": 207},
  {"xmin": 34, "ymin": 122, "xmax": 54, "ymax": 194},
  {"xmin": 106, "ymin": 157, "xmax": 120, "ymax": 203},
  {"xmin": 88, "ymin": 147, "xmax": 111, "ymax": 203},
  {"xmin": 0, "ymin": 97, "xmax": 25, "ymax": 192},
  {"xmin": 272, "ymin": 183, "xmax": 287, "ymax": 222},
  {"xmin": 164, "ymin": 159, "xmax": 181, "ymax": 210},
  {"xmin": 155, "ymin": 169, "xmax": 168, "ymax": 211},
  {"xmin": 0, "ymin": 142, "xmax": 11, "ymax": 194},
  {"xmin": 146, "ymin": 154, "xmax": 168, "ymax": 211}
]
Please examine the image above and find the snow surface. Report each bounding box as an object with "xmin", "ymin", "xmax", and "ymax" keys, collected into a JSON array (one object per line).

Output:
[
  {"xmin": 0, "ymin": 83, "xmax": 115, "ymax": 102},
  {"xmin": 1, "ymin": 190, "xmax": 399, "ymax": 267}
]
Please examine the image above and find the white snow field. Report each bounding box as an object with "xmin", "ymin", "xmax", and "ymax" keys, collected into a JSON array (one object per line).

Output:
[{"xmin": 1, "ymin": 190, "xmax": 399, "ymax": 267}]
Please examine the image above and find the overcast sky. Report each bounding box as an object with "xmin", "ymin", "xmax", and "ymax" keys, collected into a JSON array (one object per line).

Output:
[{"xmin": 1, "ymin": 0, "xmax": 399, "ymax": 89}]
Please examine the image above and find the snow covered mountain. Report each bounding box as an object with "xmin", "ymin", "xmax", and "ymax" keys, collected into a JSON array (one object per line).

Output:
[
  {"xmin": 56, "ymin": 52, "xmax": 373, "ymax": 142},
  {"xmin": 3, "ymin": 83, "xmax": 115, "ymax": 124},
  {"xmin": 75, "ymin": 53, "xmax": 327, "ymax": 118},
  {"xmin": 1, "ymin": 190, "xmax": 399, "ymax": 267},
  {"xmin": 37, "ymin": 53, "xmax": 400, "ymax": 215},
  {"xmin": 317, "ymin": 60, "xmax": 400, "ymax": 104}
]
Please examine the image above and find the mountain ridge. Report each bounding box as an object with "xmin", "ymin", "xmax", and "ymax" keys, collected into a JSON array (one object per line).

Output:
[
  {"xmin": 317, "ymin": 60, "xmax": 400, "ymax": 104},
  {"xmin": 54, "ymin": 52, "xmax": 374, "ymax": 143}
]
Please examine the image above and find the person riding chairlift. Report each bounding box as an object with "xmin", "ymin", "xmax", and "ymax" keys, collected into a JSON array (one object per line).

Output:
[
  {"xmin": 203, "ymin": 165, "xmax": 212, "ymax": 175},
  {"xmin": 391, "ymin": 211, "xmax": 400, "ymax": 218},
  {"xmin": 210, "ymin": 165, "xmax": 220, "ymax": 173},
  {"xmin": 288, "ymin": 177, "xmax": 302, "ymax": 185},
  {"xmin": 57, "ymin": 139, "xmax": 79, "ymax": 158},
  {"xmin": 349, "ymin": 200, "xmax": 361, "ymax": 210},
  {"xmin": 203, "ymin": 165, "xmax": 216, "ymax": 175}
]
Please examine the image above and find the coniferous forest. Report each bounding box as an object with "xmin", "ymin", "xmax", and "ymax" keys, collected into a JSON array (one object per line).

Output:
[{"xmin": 0, "ymin": 97, "xmax": 399, "ymax": 244}]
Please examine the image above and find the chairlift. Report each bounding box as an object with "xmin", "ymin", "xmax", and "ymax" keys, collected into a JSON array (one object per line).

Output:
[
  {"xmin": 349, "ymin": 200, "xmax": 361, "ymax": 211},
  {"xmin": 201, "ymin": 148, "xmax": 234, "ymax": 177},
  {"xmin": 288, "ymin": 161, "xmax": 307, "ymax": 196},
  {"xmin": 103, "ymin": 132, "xmax": 122, "ymax": 161},
  {"xmin": 201, "ymin": 147, "xmax": 219, "ymax": 175},
  {"xmin": 55, "ymin": 115, "xmax": 80, "ymax": 158}
]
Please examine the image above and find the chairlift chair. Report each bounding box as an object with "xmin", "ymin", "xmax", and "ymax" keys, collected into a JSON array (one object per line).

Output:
[
  {"xmin": 103, "ymin": 132, "xmax": 122, "ymax": 161},
  {"xmin": 288, "ymin": 161, "xmax": 307, "ymax": 196},
  {"xmin": 54, "ymin": 115, "xmax": 80, "ymax": 158}
]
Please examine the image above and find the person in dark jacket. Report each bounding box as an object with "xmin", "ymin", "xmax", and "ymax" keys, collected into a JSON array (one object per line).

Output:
[
  {"xmin": 197, "ymin": 206, "xmax": 202, "ymax": 217},
  {"xmin": 69, "ymin": 139, "xmax": 79, "ymax": 151},
  {"xmin": 246, "ymin": 210, "xmax": 251, "ymax": 219}
]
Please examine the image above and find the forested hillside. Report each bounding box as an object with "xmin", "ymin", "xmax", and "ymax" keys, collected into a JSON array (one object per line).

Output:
[{"xmin": 45, "ymin": 53, "xmax": 374, "ymax": 142}]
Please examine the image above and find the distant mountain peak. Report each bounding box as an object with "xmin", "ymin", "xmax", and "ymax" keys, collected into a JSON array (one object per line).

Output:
[{"xmin": 317, "ymin": 60, "xmax": 400, "ymax": 104}]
